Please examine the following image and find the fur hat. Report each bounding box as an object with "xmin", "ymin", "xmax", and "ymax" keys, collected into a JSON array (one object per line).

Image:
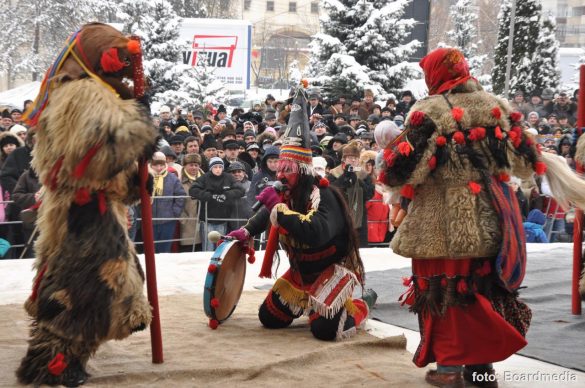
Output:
[
  {"xmin": 201, "ymin": 135, "xmax": 218, "ymax": 150},
  {"xmin": 209, "ymin": 157, "xmax": 224, "ymax": 169},
  {"xmin": 359, "ymin": 150, "xmax": 377, "ymax": 167},
  {"xmin": 0, "ymin": 132, "xmax": 22, "ymax": 151},
  {"xmin": 183, "ymin": 153, "xmax": 202, "ymax": 166},
  {"xmin": 364, "ymin": 89, "xmax": 374, "ymax": 98},
  {"xmin": 9, "ymin": 124, "xmax": 27, "ymax": 136},
  {"xmin": 342, "ymin": 141, "xmax": 362, "ymax": 158}
]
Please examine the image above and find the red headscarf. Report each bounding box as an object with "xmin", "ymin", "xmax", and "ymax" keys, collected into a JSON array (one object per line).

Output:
[{"xmin": 419, "ymin": 48, "xmax": 475, "ymax": 95}]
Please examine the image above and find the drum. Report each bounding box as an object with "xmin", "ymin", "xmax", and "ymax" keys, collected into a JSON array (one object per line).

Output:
[{"xmin": 203, "ymin": 240, "xmax": 246, "ymax": 323}]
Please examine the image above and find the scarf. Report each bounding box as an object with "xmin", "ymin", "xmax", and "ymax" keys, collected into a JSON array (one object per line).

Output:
[
  {"xmin": 419, "ymin": 47, "xmax": 475, "ymax": 96},
  {"xmin": 182, "ymin": 169, "xmax": 199, "ymax": 182},
  {"xmin": 153, "ymin": 169, "xmax": 168, "ymax": 197}
]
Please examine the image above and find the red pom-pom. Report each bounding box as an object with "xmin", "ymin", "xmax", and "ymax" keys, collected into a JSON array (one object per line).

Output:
[
  {"xmin": 451, "ymin": 107, "xmax": 464, "ymax": 122},
  {"xmin": 209, "ymin": 319, "xmax": 219, "ymax": 330},
  {"xmin": 383, "ymin": 148, "xmax": 396, "ymax": 166},
  {"xmin": 210, "ymin": 297, "xmax": 220, "ymax": 309},
  {"xmin": 453, "ymin": 131, "xmax": 465, "ymax": 144},
  {"xmin": 534, "ymin": 161, "xmax": 547, "ymax": 176},
  {"xmin": 208, "ymin": 264, "xmax": 217, "ymax": 273},
  {"xmin": 247, "ymin": 255, "xmax": 256, "ymax": 264},
  {"xmin": 436, "ymin": 136, "xmax": 447, "ymax": 147},
  {"xmin": 409, "ymin": 111, "xmax": 425, "ymax": 126},
  {"xmin": 428, "ymin": 155, "xmax": 437, "ymax": 170},
  {"xmin": 491, "ymin": 107, "xmax": 502, "ymax": 119},
  {"xmin": 507, "ymin": 130, "xmax": 522, "ymax": 148},
  {"xmin": 400, "ymin": 184, "xmax": 415, "ymax": 200},
  {"xmin": 48, "ymin": 353, "xmax": 68, "ymax": 376},
  {"xmin": 417, "ymin": 278, "xmax": 428, "ymax": 291},
  {"xmin": 510, "ymin": 111, "xmax": 523, "ymax": 122},
  {"xmin": 536, "ymin": 143, "xmax": 543, "ymax": 155},
  {"xmin": 127, "ymin": 40, "xmax": 141, "ymax": 55},
  {"xmin": 456, "ymin": 279, "xmax": 469, "ymax": 294},
  {"xmin": 402, "ymin": 276, "xmax": 413, "ymax": 286},
  {"xmin": 397, "ymin": 141, "xmax": 412, "ymax": 156},
  {"xmin": 74, "ymin": 187, "xmax": 91, "ymax": 205},
  {"xmin": 319, "ymin": 177, "xmax": 329, "ymax": 188},
  {"xmin": 468, "ymin": 127, "xmax": 486, "ymax": 141},
  {"xmin": 494, "ymin": 126, "xmax": 503, "ymax": 140},
  {"xmin": 498, "ymin": 172, "xmax": 510, "ymax": 182},
  {"xmin": 468, "ymin": 181, "xmax": 481, "ymax": 195},
  {"xmin": 440, "ymin": 277, "xmax": 448, "ymax": 287},
  {"xmin": 100, "ymin": 47, "xmax": 125, "ymax": 73}
]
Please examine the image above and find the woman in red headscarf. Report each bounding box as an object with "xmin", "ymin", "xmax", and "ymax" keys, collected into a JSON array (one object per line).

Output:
[{"xmin": 378, "ymin": 47, "xmax": 538, "ymax": 387}]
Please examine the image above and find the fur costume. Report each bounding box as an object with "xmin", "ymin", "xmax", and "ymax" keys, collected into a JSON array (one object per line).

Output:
[
  {"xmin": 16, "ymin": 23, "xmax": 156, "ymax": 386},
  {"xmin": 573, "ymin": 137, "xmax": 585, "ymax": 299}
]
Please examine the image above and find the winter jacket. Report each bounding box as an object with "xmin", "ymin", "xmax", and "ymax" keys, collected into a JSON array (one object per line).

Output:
[
  {"xmin": 523, "ymin": 209, "xmax": 548, "ymax": 243},
  {"xmin": 366, "ymin": 189, "xmax": 390, "ymax": 243},
  {"xmin": 247, "ymin": 147, "xmax": 279, "ymax": 206},
  {"xmin": 179, "ymin": 170, "xmax": 203, "ymax": 246},
  {"xmin": 0, "ymin": 132, "xmax": 23, "ymax": 170},
  {"xmin": 383, "ymin": 80, "xmax": 541, "ymax": 259},
  {"xmin": 152, "ymin": 171, "xmax": 186, "ymax": 225},
  {"xmin": 228, "ymin": 179, "xmax": 253, "ymax": 231},
  {"xmin": 189, "ymin": 171, "xmax": 245, "ymax": 221},
  {"xmin": 0, "ymin": 145, "xmax": 32, "ymax": 196}
]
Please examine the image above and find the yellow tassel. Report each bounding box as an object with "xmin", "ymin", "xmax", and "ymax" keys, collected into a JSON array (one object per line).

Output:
[
  {"xmin": 273, "ymin": 278, "xmax": 309, "ymax": 309},
  {"xmin": 344, "ymin": 298, "xmax": 359, "ymax": 316}
]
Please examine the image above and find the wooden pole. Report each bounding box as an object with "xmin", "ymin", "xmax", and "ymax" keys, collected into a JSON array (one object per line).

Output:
[{"xmin": 130, "ymin": 35, "xmax": 164, "ymax": 361}]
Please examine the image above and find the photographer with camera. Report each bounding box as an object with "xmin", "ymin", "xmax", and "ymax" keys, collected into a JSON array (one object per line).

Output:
[{"xmin": 327, "ymin": 141, "xmax": 374, "ymax": 247}]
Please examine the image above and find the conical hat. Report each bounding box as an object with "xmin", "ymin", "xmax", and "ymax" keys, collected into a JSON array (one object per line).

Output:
[{"xmin": 280, "ymin": 88, "xmax": 313, "ymax": 173}]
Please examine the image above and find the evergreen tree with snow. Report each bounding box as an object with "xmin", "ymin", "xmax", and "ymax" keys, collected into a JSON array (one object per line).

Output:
[
  {"xmin": 492, "ymin": 0, "xmax": 543, "ymax": 96},
  {"xmin": 0, "ymin": 0, "xmax": 116, "ymax": 86},
  {"xmin": 531, "ymin": 13, "xmax": 560, "ymax": 93},
  {"xmin": 288, "ymin": 60, "xmax": 302, "ymax": 87},
  {"xmin": 168, "ymin": 0, "xmax": 208, "ymax": 18},
  {"xmin": 446, "ymin": 0, "xmax": 488, "ymax": 85},
  {"xmin": 310, "ymin": 0, "xmax": 419, "ymax": 98}
]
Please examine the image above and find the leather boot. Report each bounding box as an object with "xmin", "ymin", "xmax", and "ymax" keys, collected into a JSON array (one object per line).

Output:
[{"xmin": 425, "ymin": 369, "xmax": 464, "ymax": 388}]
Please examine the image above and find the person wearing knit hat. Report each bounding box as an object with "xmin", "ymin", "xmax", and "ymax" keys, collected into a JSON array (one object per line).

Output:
[
  {"xmin": 227, "ymin": 85, "xmax": 375, "ymax": 342},
  {"xmin": 244, "ymin": 130, "xmax": 256, "ymax": 144},
  {"xmin": 10, "ymin": 124, "xmax": 28, "ymax": 141},
  {"xmin": 179, "ymin": 153, "xmax": 204, "ymax": 251},
  {"xmin": 0, "ymin": 131, "xmax": 23, "ymax": 169}
]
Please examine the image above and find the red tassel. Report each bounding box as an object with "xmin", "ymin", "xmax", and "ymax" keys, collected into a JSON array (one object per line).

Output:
[
  {"xmin": 436, "ymin": 135, "xmax": 447, "ymax": 147},
  {"xmin": 400, "ymin": 184, "xmax": 415, "ymax": 200},
  {"xmin": 259, "ymin": 225, "xmax": 279, "ymax": 278},
  {"xmin": 397, "ymin": 141, "xmax": 412, "ymax": 156},
  {"xmin": 97, "ymin": 190, "xmax": 107, "ymax": 215},
  {"xmin": 476, "ymin": 261, "xmax": 492, "ymax": 276},
  {"xmin": 30, "ymin": 263, "xmax": 48, "ymax": 303},
  {"xmin": 468, "ymin": 181, "xmax": 481, "ymax": 195},
  {"xmin": 417, "ymin": 278, "xmax": 428, "ymax": 291},
  {"xmin": 47, "ymin": 156, "xmax": 65, "ymax": 191},
  {"xmin": 534, "ymin": 161, "xmax": 547, "ymax": 176},
  {"xmin": 377, "ymin": 170, "xmax": 386, "ymax": 184},
  {"xmin": 409, "ymin": 111, "xmax": 425, "ymax": 126},
  {"xmin": 208, "ymin": 264, "xmax": 217, "ymax": 273},
  {"xmin": 74, "ymin": 187, "xmax": 91, "ymax": 205},
  {"xmin": 498, "ymin": 172, "xmax": 510, "ymax": 182},
  {"xmin": 100, "ymin": 47, "xmax": 125, "ymax": 73},
  {"xmin": 428, "ymin": 155, "xmax": 437, "ymax": 170},
  {"xmin": 402, "ymin": 276, "xmax": 413, "ymax": 286},
  {"xmin": 319, "ymin": 177, "xmax": 329, "ymax": 188},
  {"xmin": 491, "ymin": 107, "xmax": 502, "ymax": 119},
  {"xmin": 209, "ymin": 319, "xmax": 219, "ymax": 330},
  {"xmin": 510, "ymin": 111, "xmax": 523, "ymax": 122},
  {"xmin": 383, "ymin": 148, "xmax": 396, "ymax": 166},
  {"xmin": 468, "ymin": 127, "xmax": 486, "ymax": 141},
  {"xmin": 494, "ymin": 126, "xmax": 503, "ymax": 140},
  {"xmin": 457, "ymin": 279, "xmax": 469, "ymax": 294},
  {"xmin": 451, "ymin": 107, "xmax": 464, "ymax": 122},
  {"xmin": 72, "ymin": 143, "xmax": 102, "ymax": 180},
  {"xmin": 48, "ymin": 353, "xmax": 68, "ymax": 376},
  {"xmin": 210, "ymin": 297, "xmax": 220, "ymax": 308},
  {"xmin": 440, "ymin": 277, "xmax": 448, "ymax": 287},
  {"xmin": 453, "ymin": 131, "xmax": 465, "ymax": 144}
]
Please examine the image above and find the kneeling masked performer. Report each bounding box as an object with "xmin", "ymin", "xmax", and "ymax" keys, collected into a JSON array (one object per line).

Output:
[
  {"xmin": 17, "ymin": 23, "xmax": 156, "ymax": 386},
  {"xmin": 228, "ymin": 86, "xmax": 376, "ymax": 340}
]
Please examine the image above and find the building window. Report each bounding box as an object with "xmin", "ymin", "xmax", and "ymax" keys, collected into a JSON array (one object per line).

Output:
[
  {"xmin": 311, "ymin": 2, "xmax": 318, "ymax": 13},
  {"xmin": 289, "ymin": 2, "xmax": 296, "ymax": 12},
  {"xmin": 266, "ymin": 1, "xmax": 274, "ymax": 11},
  {"xmin": 244, "ymin": 0, "xmax": 251, "ymax": 10}
]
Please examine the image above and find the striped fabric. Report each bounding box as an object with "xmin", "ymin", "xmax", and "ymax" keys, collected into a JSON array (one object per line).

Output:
[{"xmin": 486, "ymin": 176, "xmax": 527, "ymax": 292}]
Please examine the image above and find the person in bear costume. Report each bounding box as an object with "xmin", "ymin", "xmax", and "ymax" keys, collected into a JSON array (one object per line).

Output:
[{"xmin": 16, "ymin": 23, "xmax": 157, "ymax": 386}]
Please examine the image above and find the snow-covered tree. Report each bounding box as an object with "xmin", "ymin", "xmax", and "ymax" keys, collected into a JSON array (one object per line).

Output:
[
  {"xmin": 531, "ymin": 13, "xmax": 560, "ymax": 93},
  {"xmin": 288, "ymin": 60, "xmax": 302, "ymax": 87},
  {"xmin": 168, "ymin": 0, "xmax": 208, "ymax": 18},
  {"xmin": 492, "ymin": 0, "xmax": 542, "ymax": 96},
  {"xmin": 310, "ymin": 0, "xmax": 419, "ymax": 98},
  {"xmin": 446, "ymin": 0, "xmax": 489, "ymax": 85},
  {"xmin": 0, "ymin": 0, "xmax": 116, "ymax": 86}
]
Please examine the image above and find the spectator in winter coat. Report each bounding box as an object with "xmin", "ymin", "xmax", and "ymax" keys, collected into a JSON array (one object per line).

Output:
[
  {"xmin": 247, "ymin": 146, "xmax": 279, "ymax": 207},
  {"xmin": 12, "ymin": 168, "xmax": 41, "ymax": 258},
  {"xmin": 189, "ymin": 157, "xmax": 245, "ymax": 251},
  {"xmin": 523, "ymin": 209, "xmax": 549, "ymax": 243},
  {"xmin": 179, "ymin": 153, "xmax": 204, "ymax": 252},
  {"xmin": 150, "ymin": 151, "xmax": 186, "ymax": 253},
  {"xmin": 394, "ymin": 90, "xmax": 416, "ymax": 117},
  {"xmin": 227, "ymin": 161, "xmax": 253, "ymax": 231},
  {"xmin": 0, "ymin": 131, "xmax": 22, "ymax": 170}
]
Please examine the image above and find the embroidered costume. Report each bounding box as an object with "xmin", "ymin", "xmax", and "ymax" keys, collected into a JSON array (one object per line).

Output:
[
  {"xmin": 17, "ymin": 23, "xmax": 156, "ymax": 386},
  {"xmin": 228, "ymin": 87, "xmax": 372, "ymax": 340}
]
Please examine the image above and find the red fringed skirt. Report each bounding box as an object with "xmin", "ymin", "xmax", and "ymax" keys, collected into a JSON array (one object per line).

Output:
[{"xmin": 401, "ymin": 258, "xmax": 531, "ymax": 367}]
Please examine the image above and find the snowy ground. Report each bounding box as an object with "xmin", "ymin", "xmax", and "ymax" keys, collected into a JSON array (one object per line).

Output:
[{"xmin": 1, "ymin": 244, "xmax": 583, "ymax": 387}]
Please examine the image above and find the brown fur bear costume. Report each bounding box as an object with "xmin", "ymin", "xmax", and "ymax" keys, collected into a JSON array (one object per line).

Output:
[{"xmin": 16, "ymin": 23, "xmax": 157, "ymax": 386}]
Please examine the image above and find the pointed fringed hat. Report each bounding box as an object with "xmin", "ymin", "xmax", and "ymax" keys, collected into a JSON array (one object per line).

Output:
[{"xmin": 279, "ymin": 87, "xmax": 313, "ymax": 174}]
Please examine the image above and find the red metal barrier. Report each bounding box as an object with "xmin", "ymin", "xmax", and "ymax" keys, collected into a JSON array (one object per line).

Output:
[{"xmin": 572, "ymin": 65, "xmax": 585, "ymax": 315}]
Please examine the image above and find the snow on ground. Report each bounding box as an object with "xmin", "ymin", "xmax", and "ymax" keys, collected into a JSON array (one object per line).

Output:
[{"xmin": 1, "ymin": 244, "xmax": 583, "ymax": 387}]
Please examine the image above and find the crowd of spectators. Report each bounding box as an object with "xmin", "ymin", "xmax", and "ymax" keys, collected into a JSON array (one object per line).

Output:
[{"xmin": 0, "ymin": 86, "xmax": 582, "ymax": 257}]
